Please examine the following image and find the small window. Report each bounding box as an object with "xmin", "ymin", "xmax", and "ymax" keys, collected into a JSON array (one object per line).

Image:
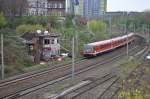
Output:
[
  {"xmin": 59, "ymin": 3, "xmax": 62, "ymax": 8},
  {"xmin": 44, "ymin": 39, "xmax": 50, "ymax": 45},
  {"xmin": 29, "ymin": 45, "xmax": 34, "ymax": 50},
  {"xmin": 53, "ymin": 3, "xmax": 57, "ymax": 8},
  {"xmin": 51, "ymin": 39, "xmax": 54, "ymax": 44}
]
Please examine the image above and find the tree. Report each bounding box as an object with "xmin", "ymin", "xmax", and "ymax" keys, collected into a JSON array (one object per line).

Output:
[
  {"xmin": 89, "ymin": 20, "xmax": 108, "ymax": 40},
  {"xmin": 65, "ymin": 14, "xmax": 74, "ymax": 28},
  {"xmin": 0, "ymin": 12, "xmax": 6, "ymax": 29}
]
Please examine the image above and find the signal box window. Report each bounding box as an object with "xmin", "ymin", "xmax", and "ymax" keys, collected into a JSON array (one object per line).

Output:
[
  {"xmin": 44, "ymin": 39, "xmax": 50, "ymax": 45},
  {"xmin": 51, "ymin": 39, "xmax": 54, "ymax": 44}
]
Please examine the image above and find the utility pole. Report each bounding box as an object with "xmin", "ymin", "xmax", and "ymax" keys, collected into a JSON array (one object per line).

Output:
[
  {"xmin": 124, "ymin": 24, "xmax": 128, "ymax": 57},
  {"xmin": 148, "ymin": 25, "xmax": 150, "ymax": 43},
  {"xmin": 1, "ymin": 34, "xmax": 4, "ymax": 80},
  {"xmin": 36, "ymin": 0, "xmax": 39, "ymax": 15},
  {"xmin": 109, "ymin": 14, "xmax": 112, "ymax": 38},
  {"xmin": 71, "ymin": 0, "xmax": 75, "ymax": 85},
  {"xmin": 146, "ymin": 24, "xmax": 149, "ymax": 43},
  {"xmin": 70, "ymin": 0, "xmax": 79, "ymax": 85},
  {"xmin": 133, "ymin": 24, "xmax": 136, "ymax": 33},
  {"xmin": 71, "ymin": 37, "xmax": 75, "ymax": 85},
  {"xmin": 125, "ymin": 12, "xmax": 129, "ymax": 57},
  {"xmin": 75, "ymin": 30, "xmax": 78, "ymax": 55}
]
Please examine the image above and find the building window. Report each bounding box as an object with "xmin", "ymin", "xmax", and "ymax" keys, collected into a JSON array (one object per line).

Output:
[
  {"xmin": 31, "ymin": 11, "xmax": 36, "ymax": 15},
  {"xmin": 29, "ymin": 45, "xmax": 34, "ymax": 51},
  {"xmin": 43, "ymin": 3, "xmax": 45, "ymax": 8},
  {"xmin": 54, "ymin": 3, "xmax": 57, "ymax": 8},
  {"xmin": 51, "ymin": 3, "xmax": 54, "ymax": 8},
  {"xmin": 59, "ymin": 3, "xmax": 63, "ymax": 8},
  {"xmin": 48, "ymin": 3, "xmax": 52, "ymax": 8},
  {"xmin": 48, "ymin": 3, "xmax": 50, "ymax": 8}
]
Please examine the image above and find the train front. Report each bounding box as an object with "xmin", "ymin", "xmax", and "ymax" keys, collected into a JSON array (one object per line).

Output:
[{"xmin": 83, "ymin": 44, "xmax": 95, "ymax": 57}]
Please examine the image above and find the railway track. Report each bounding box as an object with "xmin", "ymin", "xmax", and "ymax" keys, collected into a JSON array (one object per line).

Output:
[
  {"xmin": 96, "ymin": 46, "xmax": 150, "ymax": 99},
  {"xmin": 0, "ymin": 44, "xmax": 146, "ymax": 99},
  {"xmin": 45, "ymin": 46, "xmax": 148, "ymax": 99},
  {"xmin": 54, "ymin": 73, "xmax": 118, "ymax": 99},
  {"xmin": 0, "ymin": 58, "xmax": 87, "ymax": 86},
  {"xmin": 96, "ymin": 77, "xmax": 121, "ymax": 99}
]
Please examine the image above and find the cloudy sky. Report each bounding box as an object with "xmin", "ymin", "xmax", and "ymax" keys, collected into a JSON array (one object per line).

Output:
[{"xmin": 107, "ymin": 0, "xmax": 150, "ymax": 12}]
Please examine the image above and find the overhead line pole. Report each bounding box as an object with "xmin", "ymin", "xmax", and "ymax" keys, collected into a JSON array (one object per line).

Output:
[
  {"xmin": 1, "ymin": 33, "xmax": 4, "ymax": 80},
  {"xmin": 125, "ymin": 24, "xmax": 129, "ymax": 57},
  {"xmin": 71, "ymin": 37, "xmax": 75, "ymax": 85},
  {"xmin": 148, "ymin": 25, "xmax": 150, "ymax": 43},
  {"xmin": 36, "ymin": 0, "xmax": 39, "ymax": 15},
  {"xmin": 71, "ymin": 0, "xmax": 75, "ymax": 85},
  {"xmin": 125, "ymin": 12, "xmax": 129, "ymax": 57},
  {"xmin": 109, "ymin": 13, "xmax": 112, "ymax": 38}
]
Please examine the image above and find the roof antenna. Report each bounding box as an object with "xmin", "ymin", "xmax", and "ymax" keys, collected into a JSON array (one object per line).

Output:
[{"xmin": 37, "ymin": 30, "xmax": 41, "ymax": 34}]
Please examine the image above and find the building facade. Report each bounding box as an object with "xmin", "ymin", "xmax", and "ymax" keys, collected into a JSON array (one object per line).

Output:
[
  {"xmin": 21, "ymin": 31, "xmax": 60, "ymax": 63},
  {"xmin": 27, "ymin": 0, "xmax": 66, "ymax": 16},
  {"xmin": 83, "ymin": 0, "xmax": 107, "ymax": 18},
  {"xmin": 47, "ymin": 0, "xmax": 66, "ymax": 16},
  {"xmin": 27, "ymin": 0, "xmax": 107, "ymax": 17},
  {"xmin": 27, "ymin": 0, "xmax": 48, "ymax": 15}
]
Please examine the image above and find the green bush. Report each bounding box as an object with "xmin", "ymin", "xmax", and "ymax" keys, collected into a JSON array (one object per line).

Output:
[
  {"xmin": 16, "ymin": 24, "xmax": 44, "ymax": 35},
  {"xmin": 0, "ymin": 28, "xmax": 16, "ymax": 36},
  {"xmin": 0, "ymin": 12, "xmax": 6, "ymax": 29},
  {"xmin": 89, "ymin": 20, "xmax": 106, "ymax": 33},
  {"xmin": 89, "ymin": 20, "xmax": 108, "ymax": 40},
  {"xmin": 6, "ymin": 17, "xmax": 23, "ymax": 28},
  {"xmin": 5, "ymin": 16, "xmax": 48, "ymax": 28},
  {"xmin": 65, "ymin": 14, "xmax": 74, "ymax": 28}
]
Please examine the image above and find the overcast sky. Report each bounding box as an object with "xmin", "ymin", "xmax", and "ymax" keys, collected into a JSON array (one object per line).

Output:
[{"xmin": 107, "ymin": 0, "xmax": 150, "ymax": 12}]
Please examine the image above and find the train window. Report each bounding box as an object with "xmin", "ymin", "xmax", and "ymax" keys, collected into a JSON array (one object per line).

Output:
[
  {"xmin": 102, "ymin": 43, "xmax": 111, "ymax": 49},
  {"xmin": 44, "ymin": 39, "xmax": 50, "ymax": 45},
  {"xmin": 84, "ymin": 45, "xmax": 93, "ymax": 52},
  {"xmin": 101, "ymin": 45, "xmax": 105, "ymax": 49}
]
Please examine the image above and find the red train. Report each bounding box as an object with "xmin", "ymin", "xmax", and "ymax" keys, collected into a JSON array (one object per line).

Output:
[{"xmin": 83, "ymin": 33, "xmax": 135, "ymax": 57}]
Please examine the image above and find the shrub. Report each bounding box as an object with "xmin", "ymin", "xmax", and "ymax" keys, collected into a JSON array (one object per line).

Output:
[
  {"xmin": 89, "ymin": 20, "xmax": 108, "ymax": 40},
  {"xmin": 0, "ymin": 28, "xmax": 16, "ymax": 35},
  {"xmin": 16, "ymin": 24, "xmax": 44, "ymax": 35},
  {"xmin": 0, "ymin": 12, "xmax": 6, "ymax": 29}
]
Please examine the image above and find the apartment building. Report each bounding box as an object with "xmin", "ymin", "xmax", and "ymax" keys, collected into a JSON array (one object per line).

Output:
[
  {"xmin": 27, "ymin": 0, "xmax": 47, "ymax": 15},
  {"xmin": 83, "ymin": 0, "xmax": 107, "ymax": 18},
  {"xmin": 27, "ymin": 0, "xmax": 66, "ymax": 16}
]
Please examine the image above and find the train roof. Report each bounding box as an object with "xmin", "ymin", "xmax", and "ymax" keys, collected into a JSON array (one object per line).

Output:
[{"xmin": 86, "ymin": 33, "xmax": 134, "ymax": 46}]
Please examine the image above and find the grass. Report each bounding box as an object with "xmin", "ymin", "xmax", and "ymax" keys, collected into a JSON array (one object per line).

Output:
[
  {"xmin": 116, "ymin": 58, "xmax": 150, "ymax": 99},
  {"xmin": 118, "ymin": 91, "xmax": 150, "ymax": 99},
  {"xmin": 114, "ymin": 57, "xmax": 143, "ymax": 76},
  {"xmin": 23, "ymin": 57, "xmax": 84, "ymax": 73}
]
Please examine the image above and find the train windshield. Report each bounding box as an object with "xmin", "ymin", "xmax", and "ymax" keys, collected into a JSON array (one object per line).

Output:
[{"xmin": 84, "ymin": 45, "xmax": 93, "ymax": 53}]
